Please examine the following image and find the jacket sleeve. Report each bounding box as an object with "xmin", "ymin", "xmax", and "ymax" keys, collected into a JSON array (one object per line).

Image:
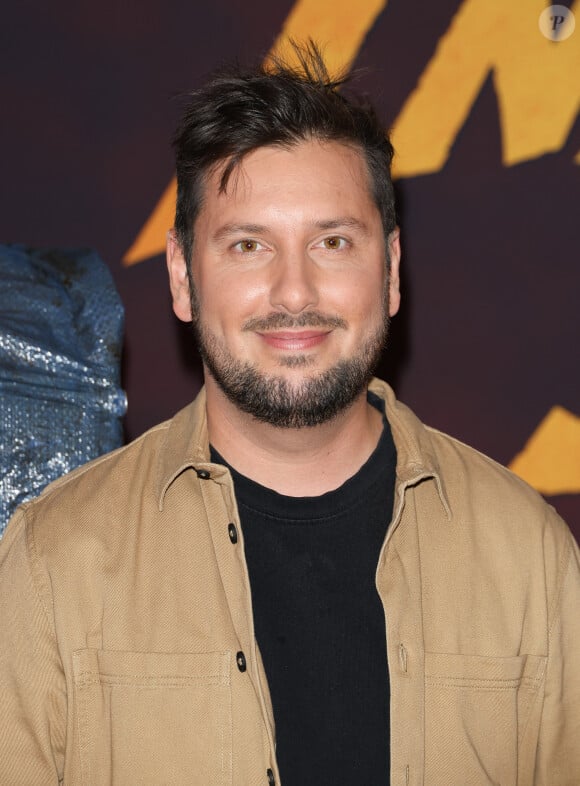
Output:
[
  {"xmin": 0, "ymin": 508, "xmax": 65, "ymax": 785},
  {"xmin": 534, "ymin": 511, "xmax": 580, "ymax": 785}
]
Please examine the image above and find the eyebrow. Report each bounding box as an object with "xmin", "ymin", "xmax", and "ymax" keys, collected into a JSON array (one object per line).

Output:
[
  {"xmin": 313, "ymin": 217, "xmax": 370, "ymax": 235},
  {"xmin": 212, "ymin": 223, "xmax": 268, "ymax": 243},
  {"xmin": 212, "ymin": 217, "xmax": 370, "ymax": 243}
]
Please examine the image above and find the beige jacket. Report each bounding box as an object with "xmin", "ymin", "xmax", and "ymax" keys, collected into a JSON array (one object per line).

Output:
[{"xmin": 1, "ymin": 379, "xmax": 578, "ymax": 786}]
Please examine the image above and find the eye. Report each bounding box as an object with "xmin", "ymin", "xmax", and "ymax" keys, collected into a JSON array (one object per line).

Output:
[
  {"xmin": 234, "ymin": 239, "xmax": 261, "ymax": 253},
  {"xmin": 321, "ymin": 236, "xmax": 348, "ymax": 250}
]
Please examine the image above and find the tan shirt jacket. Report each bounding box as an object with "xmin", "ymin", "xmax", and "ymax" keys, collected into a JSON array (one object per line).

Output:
[{"xmin": 1, "ymin": 379, "xmax": 579, "ymax": 786}]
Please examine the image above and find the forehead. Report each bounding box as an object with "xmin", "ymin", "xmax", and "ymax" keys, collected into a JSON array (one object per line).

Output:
[{"xmin": 198, "ymin": 139, "xmax": 378, "ymax": 225}]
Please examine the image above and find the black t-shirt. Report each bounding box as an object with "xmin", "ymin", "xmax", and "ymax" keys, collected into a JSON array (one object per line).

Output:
[{"xmin": 210, "ymin": 399, "xmax": 396, "ymax": 785}]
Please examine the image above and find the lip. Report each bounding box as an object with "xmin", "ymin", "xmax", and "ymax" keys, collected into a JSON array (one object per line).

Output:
[{"xmin": 257, "ymin": 330, "xmax": 331, "ymax": 350}]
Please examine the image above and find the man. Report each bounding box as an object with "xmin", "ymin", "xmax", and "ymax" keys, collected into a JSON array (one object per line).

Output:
[{"xmin": 1, "ymin": 45, "xmax": 579, "ymax": 786}]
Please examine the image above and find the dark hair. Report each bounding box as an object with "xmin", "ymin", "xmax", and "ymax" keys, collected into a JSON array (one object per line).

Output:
[{"xmin": 172, "ymin": 42, "xmax": 396, "ymax": 270}]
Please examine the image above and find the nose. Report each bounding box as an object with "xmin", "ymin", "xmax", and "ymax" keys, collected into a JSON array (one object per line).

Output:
[{"xmin": 269, "ymin": 251, "xmax": 319, "ymax": 314}]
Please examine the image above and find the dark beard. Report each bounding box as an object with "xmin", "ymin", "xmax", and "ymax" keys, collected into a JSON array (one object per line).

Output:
[{"xmin": 193, "ymin": 312, "xmax": 389, "ymax": 429}]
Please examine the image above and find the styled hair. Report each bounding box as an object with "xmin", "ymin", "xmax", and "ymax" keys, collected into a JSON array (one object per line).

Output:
[{"xmin": 172, "ymin": 42, "xmax": 396, "ymax": 270}]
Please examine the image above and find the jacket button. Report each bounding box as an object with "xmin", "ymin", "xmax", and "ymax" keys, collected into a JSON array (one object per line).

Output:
[
  {"xmin": 236, "ymin": 651, "xmax": 247, "ymax": 672},
  {"xmin": 266, "ymin": 769, "xmax": 275, "ymax": 785},
  {"xmin": 228, "ymin": 523, "xmax": 238, "ymax": 544},
  {"xmin": 196, "ymin": 468, "xmax": 210, "ymax": 480}
]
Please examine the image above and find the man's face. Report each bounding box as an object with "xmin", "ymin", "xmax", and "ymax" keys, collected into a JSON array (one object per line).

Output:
[{"xmin": 168, "ymin": 139, "xmax": 400, "ymax": 428}]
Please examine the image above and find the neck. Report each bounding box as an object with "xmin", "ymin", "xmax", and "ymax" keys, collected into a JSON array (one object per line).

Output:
[{"xmin": 205, "ymin": 376, "xmax": 383, "ymax": 496}]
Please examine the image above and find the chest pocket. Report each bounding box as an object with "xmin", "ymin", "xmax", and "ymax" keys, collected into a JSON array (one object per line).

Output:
[
  {"xmin": 72, "ymin": 649, "xmax": 232, "ymax": 786},
  {"xmin": 424, "ymin": 652, "xmax": 546, "ymax": 786}
]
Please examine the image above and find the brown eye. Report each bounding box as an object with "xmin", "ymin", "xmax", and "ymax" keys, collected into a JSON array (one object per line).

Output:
[
  {"xmin": 323, "ymin": 236, "xmax": 345, "ymax": 250},
  {"xmin": 238, "ymin": 240, "xmax": 258, "ymax": 252}
]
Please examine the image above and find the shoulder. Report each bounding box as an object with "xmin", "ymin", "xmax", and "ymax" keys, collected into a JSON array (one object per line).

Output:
[
  {"xmin": 371, "ymin": 378, "xmax": 572, "ymax": 549},
  {"xmin": 426, "ymin": 423, "xmax": 548, "ymax": 511}
]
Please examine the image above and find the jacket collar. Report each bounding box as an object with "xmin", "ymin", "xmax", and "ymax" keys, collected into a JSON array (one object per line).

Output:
[
  {"xmin": 156, "ymin": 378, "xmax": 450, "ymax": 517},
  {"xmin": 368, "ymin": 378, "xmax": 451, "ymax": 518},
  {"xmin": 156, "ymin": 387, "xmax": 213, "ymax": 510}
]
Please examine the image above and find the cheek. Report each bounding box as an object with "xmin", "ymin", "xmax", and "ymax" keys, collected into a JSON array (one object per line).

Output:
[
  {"xmin": 197, "ymin": 275, "xmax": 269, "ymax": 336},
  {"xmin": 356, "ymin": 281, "xmax": 389, "ymax": 338},
  {"xmin": 332, "ymin": 270, "xmax": 387, "ymax": 317}
]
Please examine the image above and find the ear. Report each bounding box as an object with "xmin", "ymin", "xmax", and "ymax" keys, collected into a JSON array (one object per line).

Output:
[
  {"xmin": 166, "ymin": 230, "xmax": 193, "ymax": 322},
  {"xmin": 387, "ymin": 227, "xmax": 401, "ymax": 318}
]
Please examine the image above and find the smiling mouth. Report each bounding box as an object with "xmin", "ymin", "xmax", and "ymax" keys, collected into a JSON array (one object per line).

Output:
[{"xmin": 257, "ymin": 330, "xmax": 331, "ymax": 350}]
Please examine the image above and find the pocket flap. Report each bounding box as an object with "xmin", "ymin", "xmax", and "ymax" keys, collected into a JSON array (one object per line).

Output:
[
  {"xmin": 425, "ymin": 651, "xmax": 546, "ymax": 689},
  {"xmin": 73, "ymin": 648, "xmax": 230, "ymax": 688}
]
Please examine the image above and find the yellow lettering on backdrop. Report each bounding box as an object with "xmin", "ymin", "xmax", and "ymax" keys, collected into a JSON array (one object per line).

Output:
[
  {"xmin": 509, "ymin": 408, "xmax": 580, "ymax": 496},
  {"xmin": 123, "ymin": 0, "xmax": 387, "ymax": 265},
  {"xmin": 392, "ymin": 0, "xmax": 580, "ymax": 177}
]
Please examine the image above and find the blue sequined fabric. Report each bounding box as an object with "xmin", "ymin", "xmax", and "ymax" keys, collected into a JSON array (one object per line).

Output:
[{"xmin": 0, "ymin": 244, "xmax": 126, "ymax": 536}]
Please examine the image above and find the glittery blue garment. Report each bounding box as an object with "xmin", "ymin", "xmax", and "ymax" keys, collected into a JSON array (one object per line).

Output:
[{"xmin": 0, "ymin": 244, "xmax": 126, "ymax": 536}]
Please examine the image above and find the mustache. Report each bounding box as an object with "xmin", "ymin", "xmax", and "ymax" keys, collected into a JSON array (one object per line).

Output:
[{"xmin": 242, "ymin": 312, "xmax": 348, "ymax": 332}]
